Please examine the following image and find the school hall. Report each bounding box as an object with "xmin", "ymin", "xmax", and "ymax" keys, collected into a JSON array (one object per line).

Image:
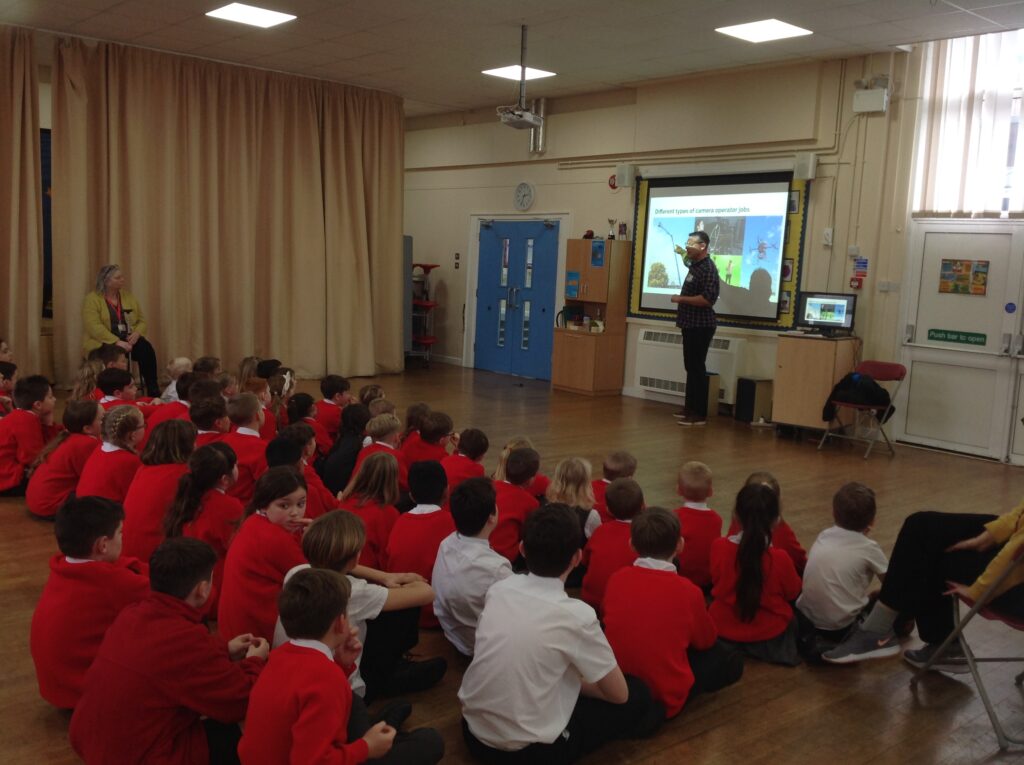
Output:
[{"xmin": 3, "ymin": 2, "xmax": 1024, "ymax": 764}]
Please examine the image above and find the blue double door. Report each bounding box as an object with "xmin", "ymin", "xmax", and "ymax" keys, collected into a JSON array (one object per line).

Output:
[{"xmin": 474, "ymin": 220, "xmax": 559, "ymax": 380}]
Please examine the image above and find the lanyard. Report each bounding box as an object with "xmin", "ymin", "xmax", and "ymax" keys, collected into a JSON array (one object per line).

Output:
[{"xmin": 106, "ymin": 295, "xmax": 123, "ymax": 323}]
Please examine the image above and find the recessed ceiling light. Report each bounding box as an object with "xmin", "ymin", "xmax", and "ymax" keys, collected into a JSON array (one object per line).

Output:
[
  {"xmin": 206, "ymin": 3, "xmax": 296, "ymax": 29},
  {"xmin": 482, "ymin": 66, "xmax": 556, "ymax": 81},
  {"xmin": 715, "ymin": 19, "xmax": 812, "ymax": 43}
]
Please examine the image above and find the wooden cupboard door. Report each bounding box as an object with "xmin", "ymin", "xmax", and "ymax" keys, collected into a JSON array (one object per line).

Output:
[
  {"xmin": 552, "ymin": 331, "xmax": 596, "ymax": 391},
  {"xmin": 565, "ymin": 240, "xmax": 588, "ymax": 301}
]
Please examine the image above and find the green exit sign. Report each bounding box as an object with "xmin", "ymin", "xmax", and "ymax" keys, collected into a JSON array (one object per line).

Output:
[{"xmin": 927, "ymin": 329, "xmax": 987, "ymax": 346}]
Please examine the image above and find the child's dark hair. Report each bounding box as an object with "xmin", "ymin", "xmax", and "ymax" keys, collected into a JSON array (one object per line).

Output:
[
  {"xmin": 55, "ymin": 496, "xmax": 124, "ymax": 558},
  {"xmin": 457, "ymin": 428, "xmax": 489, "ymax": 461},
  {"xmin": 744, "ymin": 471, "xmax": 781, "ymax": 499},
  {"xmin": 13, "ymin": 375, "xmax": 51, "ymax": 410},
  {"xmin": 190, "ymin": 396, "xmax": 227, "ymax": 430},
  {"xmin": 733, "ymin": 483, "xmax": 781, "ymax": 623},
  {"xmin": 450, "ymin": 477, "xmax": 496, "ymax": 537},
  {"xmin": 279, "ymin": 422, "xmax": 316, "ymax": 452},
  {"xmin": 286, "ymin": 393, "xmax": 316, "ymax": 425},
  {"xmin": 630, "ymin": 507, "xmax": 679, "ymax": 559},
  {"xmin": 164, "ymin": 444, "xmax": 235, "ymax": 538},
  {"xmin": 339, "ymin": 403, "xmax": 371, "ymax": 437},
  {"xmin": 188, "ymin": 378, "xmax": 222, "ymax": 403},
  {"xmin": 403, "ymin": 402, "xmax": 430, "ymax": 438},
  {"xmin": 265, "ymin": 436, "xmax": 304, "ymax": 468},
  {"xmin": 279, "ymin": 568, "xmax": 351, "ymax": 640},
  {"xmin": 149, "ymin": 537, "xmax": 217, "ymax": 599},
  {"xmin": 605, "ymin": 478, "xmax": 644, "ymax": 520},
  {"xmin": 420, "ymin": 411, "xmax": 453, "ymax": 445},
  {"xmin": 302, "ymin": 510, "xmax": 365, "ymax": 571},
  {"xmin": 409, "ymin": 460, "xmax": 447, "ymax": 505},
  {"xmin": 227, "ymin": 392, "xmax": 261, "ymax": 426},
  {"xmin": 832, "ymin": 482, "xmax": 876, "ymax": 531},
  {"xmin": 0, "ymin": 360, "xmax": 16, "ymax": 381},
  {"xmin": 217, "ymin": 372, "xmax": 237, "ymax": 393},
  {"xmin": 95, "ymin": 344, "xmax": 127, "ymax": 366},
  {"xmin": 522, "ymin": 503, "xmax": 582, "ymax": 577},
  {"xmin": 359, "ymin": 384, "xmax": 384, "ymax": 407},
  {"xmin": 33, "ymin": 400, "xmax": 101, "ymax": 470},
  {"xmin": 255, "ymin": 358, "xmax": 282, "ymax": 379},
  {"xmin": 603, "ymin": 451, "xmax": 638, "ymax": 481},
  {"xmin": 245, "ymin": 466, "xmax": 307, "ymax": 518},
  {"xmin": 175, "ymin": 372, "xmax": 197, "ymax": 402},
  {"xmin": 320, "ymin": 375, "xmax": 351, "ymax": 400},
  {"xmin": 193, "ymin": 356, "xmax": 221, "ymax": 376},
  {"xmin": 141, "ymin": 419, "xmax": 196, "ymax": 466},
  {"xmin": 505, "ymin": 447, "xmax": 540, "ymax": 486},
  {"xmin": 96, "ymin": 368, "xmax": 133, "ymax": 396}
]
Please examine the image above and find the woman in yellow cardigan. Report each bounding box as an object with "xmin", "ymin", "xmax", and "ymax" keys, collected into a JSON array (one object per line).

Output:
[
  {"xmin": 82, "ymin": 265, "xmax": 160, "ymax": 396},
  {"xmin": 823, "ymin": 502, "xmax": 1024, "ymax": 667}
]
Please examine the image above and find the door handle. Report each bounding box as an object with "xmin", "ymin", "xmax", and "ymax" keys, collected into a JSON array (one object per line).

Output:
[
  {"xmin": 1002, "ymin": 332, "xmax": 1013, "ymax": 354},
  {"xmin": 904, "ymin": 323, "xmax": 915, "ymax": 343},
  {"xmin": 508, "ymin": 287, "xmax": 519, "ymax": 310},
  {"xmin": 1015, "ymin": 334, "xmax": 1024, "ymax": 356}
]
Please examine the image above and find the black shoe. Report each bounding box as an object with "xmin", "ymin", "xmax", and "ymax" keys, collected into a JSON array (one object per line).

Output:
[
  {"xmin": 371, "ymin": 700, "xmax": 413, "ymax": 730},
  {"xmin": 385, "ymin": 657, "xmax": 447, "ymax": 696}
]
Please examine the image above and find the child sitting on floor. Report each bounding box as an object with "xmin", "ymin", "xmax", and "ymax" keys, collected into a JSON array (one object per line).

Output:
[
  {"xmin": 160, "ymin": 357, "xmax": 193, "ymax": 402},
  {"xmin": 76, "ymin": 404, "xmax": 143, "ymax": 503},
  {"xmin": 356, "ymin": 413, "xmax": 410, "ymax": 492},
  {"xmin": 25, "ymin": 400, "xmax": 102, "ymax": 519},
  {"xmin": 287, "ymin": 392, "xmax": 332, "ymax": 461},
  {"xmin": 441, "ymin": 427, "xmax": 489, "ymax": 490},
  {"xmin": 219, "ymin": 393, "xmax": 268, "ymax": 504},
  {"xmin": 592, "ymin": 451, "xmax": 638, "ymax": 523},
  {"xmin": 709, "ymin": 483, "xmax": 803, "ymax": 666},
  {"xmin": 604, "ymin": 507, "xmax": 743, "ymax": 718},
  {"xmin": 30, "ymin": 497, "xmax": 150, "ymax": 709},
  {"xmin": 242, "ymin": 377, "xmax": 277, "ymax": 440},
  {"xmin": 727, "ymin": 471, "xmax": 807, "ymax": 574},
  {"xmin": 401, "ymin": 410, "xmax": 454, "ymax": 465},
  {"xmin": 547, "ymin": 457, "xmax": 602, "ymax": 540},
  {"xmin": 321, "ymin": 402, "xmax": 372, "ymax": 495},
  {"xmin": 359, "ymin": 383, "xmax": 385, "ymax": 408},
  {"xmin": 490, "ymin": 447, "xmax": 541, "ymax": 564},
  {"xmin": 432, "ymin": 477, "xmax": 513, "ymax": 657},
  {"xmin": 796, "ymin": 482, "xmax": 888, "ymax": 660},
  {"xmin": 70, "ymin": 537, "xmax": 268, "ymax": 765},
  {"xmin": 0, "ymin": 374, "xmax": 61, "ymax": 495},
  {"xmin": 0, "ymin": 360, "xmax": 16, "ymax": 415},
  {"xmin": 581, "ymin": 478, "xmax": 644, "ymax": 613},
  {"xmin": 274, "ymin": 422, "xmax": 340, "ymax": 519},
  {"xmin": 315, "ymin": 374, "xmax": 352, "ymax": 442},
  {"xmin": 190, "ymin": 395, "xmax": 230, "ymax": 447},
  {"xmin": 673, "ymin": 460, "xmax": 723, "ymax": 590},
  {"xmin": 338, "ymin": 451, "xmax": 401, "ymax": 570},
  {"xmin": 460, "ymin": 503, "xmax": 663, "ymax": 761},
  {"xmin": 493, "ymin": 435, "xmax": 549, "ymax": 500}
]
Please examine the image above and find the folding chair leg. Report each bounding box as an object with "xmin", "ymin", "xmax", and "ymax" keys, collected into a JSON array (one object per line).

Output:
[{"xmin": 818, "ymin": 418, "xmax": 838, "ymax": 451}]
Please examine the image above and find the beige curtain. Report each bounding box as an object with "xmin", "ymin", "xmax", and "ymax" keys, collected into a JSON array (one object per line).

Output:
[
  {"xmin": 52, "ymin": 37, "xmax": 404, "ymax": 385},
  {"xmin": 0, "ymin": 26, "xmax": 42, "ymax": 374}
]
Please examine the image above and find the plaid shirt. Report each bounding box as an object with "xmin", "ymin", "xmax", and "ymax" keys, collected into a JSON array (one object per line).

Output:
[{"xmin": 675, "ymin": 255, "xmax": 720, "ymax": 329}]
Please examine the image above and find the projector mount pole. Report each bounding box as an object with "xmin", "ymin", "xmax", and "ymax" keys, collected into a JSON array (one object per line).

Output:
[{"xmin": 518, "ymin": 24, "xmax": 527, "ymax": 110}]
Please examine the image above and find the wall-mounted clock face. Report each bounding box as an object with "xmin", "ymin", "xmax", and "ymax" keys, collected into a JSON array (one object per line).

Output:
[{"xmin": 514, "ymin": 182, "xmax": 535, "ymax": 211}]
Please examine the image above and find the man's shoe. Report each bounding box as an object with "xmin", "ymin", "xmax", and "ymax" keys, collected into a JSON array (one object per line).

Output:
[
  {"xmin": 672, "ymin": 409, "xmax": 689, "ymax": 419},
  {"xmin": 822, "ymin": 626, "xmax": 900, "ymax": 664},
  {"xmin": 903, "ymin": 642, "xmax": 970, "ymax": 674},
  {"xmin": 677, "ymin": 415, "xmax": 707, "ymax": 426}
]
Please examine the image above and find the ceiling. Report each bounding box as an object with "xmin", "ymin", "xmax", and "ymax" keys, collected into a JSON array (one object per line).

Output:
[{"xmin": 4, "ymin": 0, "xmax": 1024, "ymax": 116}]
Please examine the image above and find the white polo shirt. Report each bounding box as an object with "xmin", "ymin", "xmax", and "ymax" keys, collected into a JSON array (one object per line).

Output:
[
  {"xmin": 272, "ymin": 564, "xmax": 388, "ymax": 697},
  {"xmin": 796, "ymin": 525, "xmax": 889, "ymax": 630},
  {"xmin": 458, "ymin": 573, "xmax": 618, "ymax": 751},
  {"xmin": 432, "ymin": 532, "xmax": 513, "ymax": 656}
]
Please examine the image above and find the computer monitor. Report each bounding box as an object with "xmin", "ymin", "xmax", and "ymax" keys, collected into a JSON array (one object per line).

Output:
[{"xmin": 796, "ymin": 292, "xmax": 856, "ymax": 334}]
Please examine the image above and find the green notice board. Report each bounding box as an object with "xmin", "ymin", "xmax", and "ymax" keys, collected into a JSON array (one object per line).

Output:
[{"xmin": 927, "ymin": 329, "xmax": 987, "ymax": 346}]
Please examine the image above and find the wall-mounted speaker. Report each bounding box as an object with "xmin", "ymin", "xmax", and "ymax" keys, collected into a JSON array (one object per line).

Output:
[
  {"xmin": 793, "ymin": 152, "xmax": 818, "ymax": 181},
  {"xmin": 615, "ymin": 163, "xmax": 636, "ymax": 188}
]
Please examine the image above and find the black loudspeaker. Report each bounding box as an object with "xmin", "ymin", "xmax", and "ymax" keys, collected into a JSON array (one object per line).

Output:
[{"xmin": 734, "ymin": 377, "xmax": 773, "ymax": 423}]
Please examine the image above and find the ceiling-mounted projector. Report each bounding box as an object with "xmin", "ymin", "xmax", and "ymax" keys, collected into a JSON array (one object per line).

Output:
[{"xmin": 497, "ymin": 106, "xmax": 543, "ymax": 130}]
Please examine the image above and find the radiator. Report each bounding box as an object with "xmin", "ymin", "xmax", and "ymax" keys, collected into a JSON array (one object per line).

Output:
[{"xmin": 635, "ymin": 330, "xmax": 745, "ymax": 405}]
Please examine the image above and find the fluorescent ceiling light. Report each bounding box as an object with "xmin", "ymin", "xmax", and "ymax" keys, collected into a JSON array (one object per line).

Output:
[
  {"xmin": 715, "ymin": 19, "xmax": 812, "ymax": 43},
  {"xmin": 206, "ymin": 3, "xmax": 296, "ymax": 29},
  {"xmin": 482, "ymin": 66, "xmax": 556, "ymax": 81}
]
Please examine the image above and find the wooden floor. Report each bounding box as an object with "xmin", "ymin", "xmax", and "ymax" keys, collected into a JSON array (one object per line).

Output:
[{"xmin": 4, "ymin": 363, "xmax": 1024, "ymax": 764}]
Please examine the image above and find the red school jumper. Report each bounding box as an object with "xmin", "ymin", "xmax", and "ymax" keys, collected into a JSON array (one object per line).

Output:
[
  {"xmin": 76, "ymin": 446, "xmax": 142, "ymax": 503},
  {"xmin": 219, "ymin": 430, "xmax": 268, "ymax": 505},
  {"xmin": 122, "ymin": 463, "xmax": 190, "ymax": 562},
  {"xmin": 238, "ymin": 642, "xmax": 369, "ymax": 765},
  {"xmin": 604, "ymin": 564, "xmax": 718, "ymax": 718},
  {"xmin": 258, "ymin": 406, "xmax": 277, "ymax": 441},
  {"xmin": 385, "ymin": 506, "xmax": 455, "ymax": 627},
  {"xmin": 727, "ymin": 517, "xmax": 807, "ymax": 575},
  {"xmin": 195, "ymin": 431, "xmax": 224, "ymax": 448},
  {"xmin": 675, "ymin": 504, "xmax": 724, "ymax": 589},
  {"xmin": 313, "ymin": 399, "xmax": 343, "ymax": 442},
  {"xmin": 218, "ymin": 513, "xmax": 306, "ymax": 641},
  {"xmin": 353, "ymin": 442, "xmax": 409, "ymax": 492},
  {"xmin": 592, "ymin": 479, "xmax": 613, "ymax": 524},
  {"xmin": 708, "ymin": 536, "xmax": 802, "ymax": 642},
  {"xmin": 338, "ymin": 496, "xmax": 399, "ymax": 570},
  {"xmin": 182, "ymin": 489, "xmax": 244, "ymax": 616},
  {"xmin": 69, "ymin": 592, "xmax": 265, "ymax": 765},
  {"xmin": 490, "ymin": 481, "xmax": 539, "ymax": 562},
  {"xmin": 30, "ymin": 555, "xmax": 150, "ymax": 709},
  {"xmin": 441, "ymin": 453, "xmax": 485, "ymax": 490},
  {"xmin": 305, "ymin": 417, "xmax": 333, "ymax": 460},
  {"xmin": 100, "ymin": 397, "xmax": 161, "ymax": 422},
  {"xmin": 25, "ymin": 434, "xmax": 100, "ymax": 518},
  {"xmin": 303, "ymin": 462, "xmax": 340, "ymax": 520},
  {"xmin": 0, "ymin": 409, "xmax": 63, "ymax": 492},
  {"xmin": 400, "ymin": 437, "xmax": 448, "ymax": 466},
  {"xmin": 140, "ymin": 401, "xmax": 190, "ymax": 450},
  {"xmin": 580, "ymin": 520, "xmax": 636, "ymax": 612}
]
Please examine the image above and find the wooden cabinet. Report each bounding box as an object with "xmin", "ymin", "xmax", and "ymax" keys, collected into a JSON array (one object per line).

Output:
[
  {"xmin": 772, "ymin": 335, "xmax": 859, "ymax": 428},
  {"xmin": 551, "ymin": 239, "xmax": 631, "ymax": 396}
]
